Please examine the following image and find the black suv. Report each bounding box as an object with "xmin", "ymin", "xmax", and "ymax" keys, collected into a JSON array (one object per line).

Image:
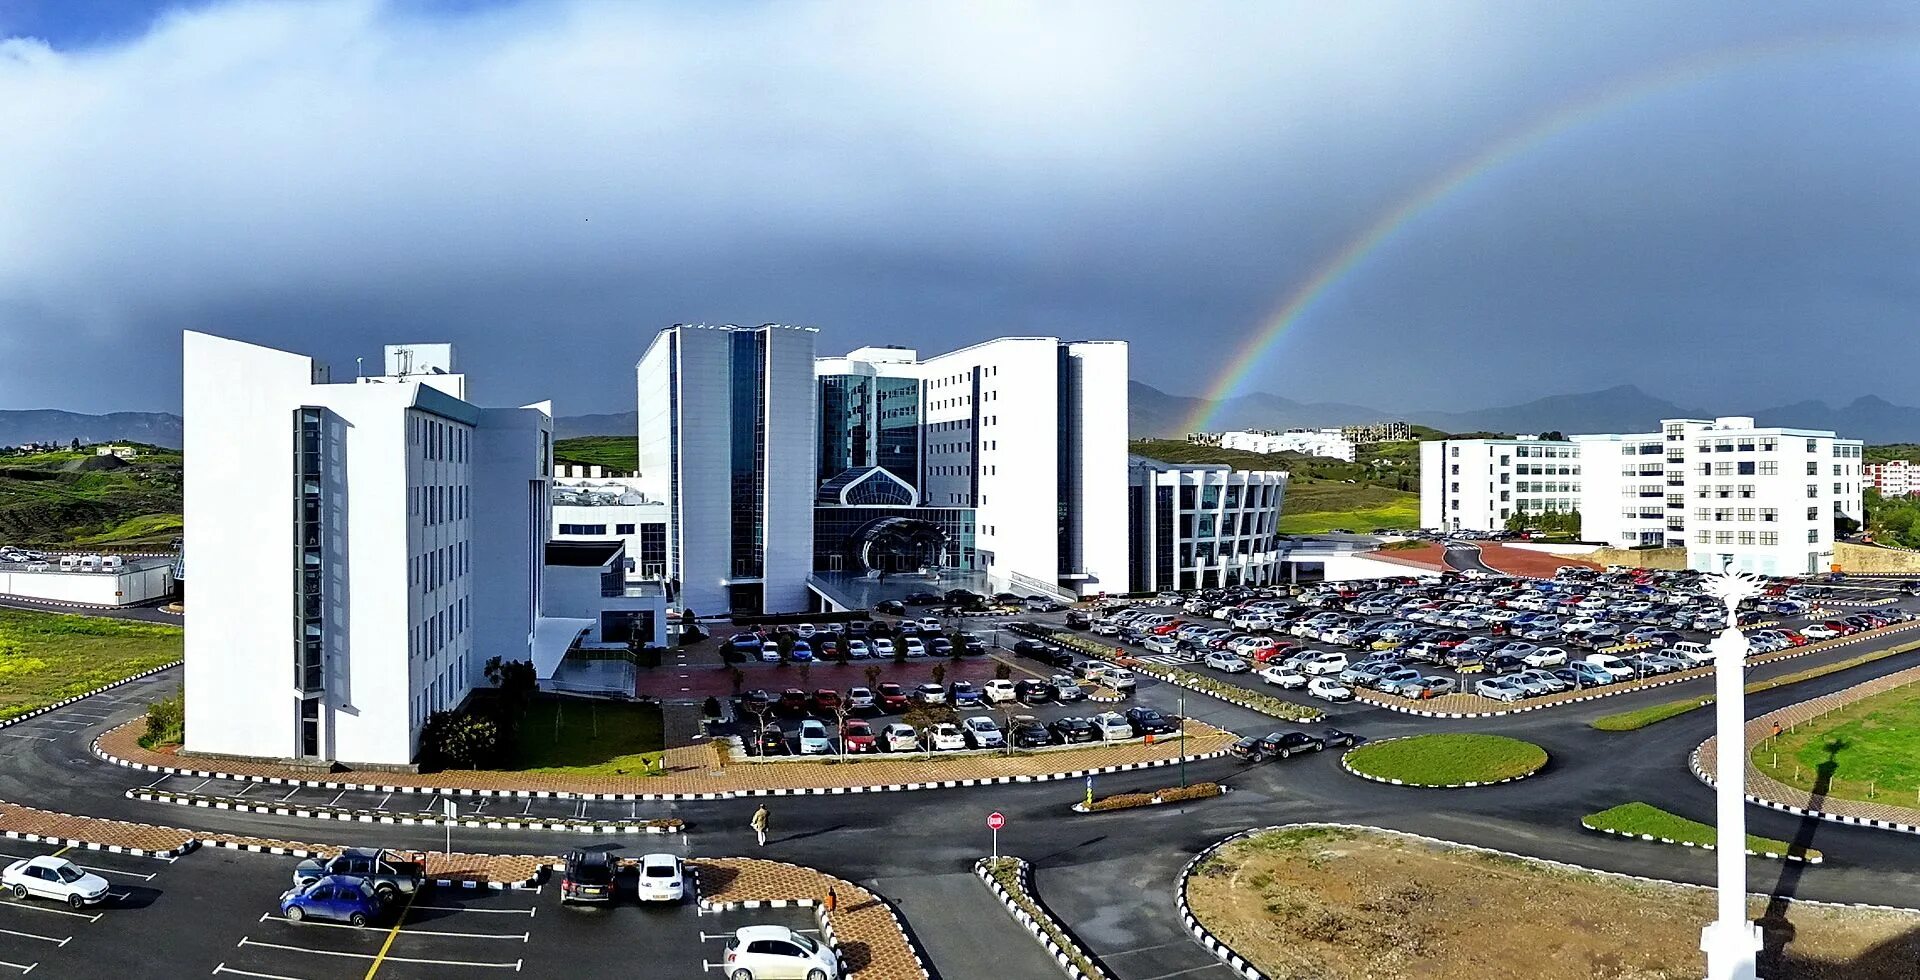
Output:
[
  {"xmin": 1014, "ymin": 679, "xmax": 1055, "ymax": 705},
  {"xmin": 1125, "ymin": 707, "xmax": 1177, "ymax": 736},
  {"xmin": 1010, "ymin": 717, "xmax": 1053, "ymax": 748},
  {"xmin": 561, "ymin": 850, "xmax": 617, "ymax": 904},
  {"xmin": 1048, "ymin": 717, "xmax": 1098, "ymax": 744}
]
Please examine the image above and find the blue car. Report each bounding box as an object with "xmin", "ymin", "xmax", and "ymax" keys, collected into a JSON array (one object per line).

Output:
[
  {"xmin": 280, "ymin": 875, "xmax": 382, "ymax": 926},
  {"xmin": 949, "ymin": 681, "xmax": 983, "ymax": 707},
  {"xmin": 790, "ymin": 640, "xmax": 813, "ymax": 662}
]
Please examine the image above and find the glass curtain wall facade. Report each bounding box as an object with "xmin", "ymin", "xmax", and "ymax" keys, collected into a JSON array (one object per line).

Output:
[
  {"xmin": 818, "ymin": 374, "xmax": 872, "ymax": 484},
  {"xmin": 875, "ymin": 377, "xmax": 920, "ymax": 485},
  {"xmin": 729, "ymin": 331, "xmax": 767, "ymax": 580}
]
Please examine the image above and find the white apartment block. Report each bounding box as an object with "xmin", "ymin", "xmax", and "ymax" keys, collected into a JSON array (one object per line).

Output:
[
  {"xmin": 636, "ymin": 324, "xmax": 818, "ymax": 617},
  {"xmin": 1419, "ymin": 437, "xmax": 1580, "ymax": 532},
  {"xmin": 1421, "ymin": 416, "xmax": 1864, "ymax": 576},
  {"xmin": 182, "ymin": 334, "xmax": 557, "ymax": 767},
  {"xmin": 551, "ymin": 477, "xmax": 669, "ymax": 581},
  {"xmin": 1208, "ymin": 428, "xmax": 1357, "ymax": 462},
  {"xmin": 818, "ymin": 338, "xmax": 1129, "ymax": 599},
  {"xmin": 1866, "ymin": 460, "xmax": 1918, "ymax": 498},
  {"xmin": 1127, "ymin": 457, "xmax": 1289, "ymax": 592}
]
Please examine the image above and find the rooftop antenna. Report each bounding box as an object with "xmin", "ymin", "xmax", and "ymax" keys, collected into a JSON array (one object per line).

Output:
[{"xmin": 356, "ymin": 356, "xmax": 364, "ymax": 379}]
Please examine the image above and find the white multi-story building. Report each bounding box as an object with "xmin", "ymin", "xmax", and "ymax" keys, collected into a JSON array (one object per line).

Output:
[
  {"xmin": 182, "ymin": 333, "xmax": 560, "ymax": 767},
  {"xmin": 814, "ymin": 338, "xmax": 1129, "ymax": 599},
  {"xmin": 636, "ymin": 324, "xmax": 818, "ymax": 617},
  {"xmin": 1126, "ymin": 457, "xmax": 1288, "ymax": 592},
  {"xmin": 1202, "ymin": 428, "xmax": 1357, "ymax": 462},
  {"xmin": 1867, "ymin": 460, "xmax": 1918, "ymax": 498},
  {"xmin": 1421, "ymin": 416, "xmax": 1864, "ymax": 575},
  {"xmin": 551, "ymin": 477, "xmax": 669, "ymax": 581},
  {"xmin": 1419, "ymin": 437, "xmax": 1581, "ymax": 532}
]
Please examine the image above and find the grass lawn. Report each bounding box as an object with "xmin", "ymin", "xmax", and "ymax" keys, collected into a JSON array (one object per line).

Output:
[
  {"xmin": 70, "ymin": 513, "xmax": 184, "ymax": 548},
  {"xmin": 1591, "ymin": 637, "xmax": 1920, "ymax": 731},
  {"xmin": 1342, "ymin": 733, "xmax": 1546, "ymax": 785},
  {"xmin": 498, "ymin": 695, "xmax": 666, "ymax": 777},
  {"xmin": 1583, "ymin": 802, "xmax": 1820, "ymax": 860},
  {"xmin": 1186, "ymin": 826, "xmax": 1913, "ymax": 979},
  {"xmin": 553, "ymin": 436, "xmax": 638, "ymax": 473},
  {"xmin": 0, "ymin": 608, "xmax": 181, "ymax": 721},
  {"xmin": 1757, "ymin": 680, "xmax": 1920, "ymax": 806}
]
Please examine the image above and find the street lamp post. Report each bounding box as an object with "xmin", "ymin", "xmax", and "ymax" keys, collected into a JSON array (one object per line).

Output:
[
  {"xmin": 1700, "ymin": 571, "xmax": 1763, "ymax": 980},
  {"xmin": 1178, "ymin": 692, "xmax": 1187, "ymax": 789}
]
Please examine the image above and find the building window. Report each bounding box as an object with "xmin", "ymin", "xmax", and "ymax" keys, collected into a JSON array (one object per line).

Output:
[
  {"xmin": 1759, "ymin": 461, "xmax": 1778, "ymax": 476},
  {"xmin": 1760, "ymin": 532, "xmax": 1777, "ymax": 545},
  {"xmin": 1808, "ymin": 529, "xmax": 1819, "ymax": 543}
]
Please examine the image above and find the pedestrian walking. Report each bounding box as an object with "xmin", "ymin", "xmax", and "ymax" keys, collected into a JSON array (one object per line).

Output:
[
  {"xmin": 751, "ymin": 804, "xmax": 769, "ymax": 846},
  {"xmin": 824, "ymin": 887, "xmax": 837, "ymax": 913},
  {"xmin": 1771, "ymin": 721, "xmax": 1783, "ymax": 739}
]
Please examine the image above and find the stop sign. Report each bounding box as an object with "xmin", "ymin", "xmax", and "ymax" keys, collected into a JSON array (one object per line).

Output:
[{"xmin": 987, "ymin": 811, "xmax": 1005, "ymax": 830}]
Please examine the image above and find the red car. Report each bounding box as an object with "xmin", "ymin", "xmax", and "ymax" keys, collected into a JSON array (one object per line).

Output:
[
  {"xmin": 877, "ymin": 682, "xmax": 909, "ymax": 712},
  {"xmin": 841, "ymin": 720, "xmax": 878, "ymax": 753},
  {"xmin": 776, "ymin": 689, "xmax": 809, "ymax": 716},
  {"xmin": 1252, "ymin": 642, "xmax": 1298, "ymax": 663},
  {"xmin": 1152, "ymin": 620, "xmax": 1186, "ymax": 636},
  {"xmin": 812, "ymin": 689, "xmax": 841, "ymax": 715},
  {"xmin": 1778, "ymin": 629, "xmax": 1806, "ymax": 645}
]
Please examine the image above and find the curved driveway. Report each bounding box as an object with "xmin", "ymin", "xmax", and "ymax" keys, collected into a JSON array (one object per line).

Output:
[{"xmin": 10, "ymin": 621, "xmax": 1920, "ymax": 978}]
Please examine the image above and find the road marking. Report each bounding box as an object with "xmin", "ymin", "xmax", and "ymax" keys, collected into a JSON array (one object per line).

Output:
[
  {"xmin": 189, "ymin": 779, "xmax": 213, "ymax": 793},
  {"xmin": 212, "ymin": 965, "xmax": 308, "ymax": 980},
  {"xmin": 327, "ymin": 791, "xmax": 345, "ymax": 807},
  {"xmin": 410, "ymin": 904, "xmax": 534, "ymax": 916},
  {"xmin": 0, "ymin": 957, "xmax": 35, "ymax": 974},
  {"xmin": 237, "ymin": 939, "xmax": 522, "ymax": 972},
  {"xmin": 233, "ymin": 784, "xmax": 253, "ymax": 798},
  {"xmin": 279, "ymin": 787, "xmax": 300, "ymax": 802},
  {"xmin": 0, "ymin": 899, "xmax": 101, "ymax": 922},
  {"xmin": 0, "ymin": 926, "xmax": 68, "ymax": 946},
  {"xmin": 262, "ymin": 912, "xmax": 527, "ymax": 940},
  {"xmin": 0, "ymin": 735, "xmax": 53, "ymax": 742},
  {"xmin": 374, "ymin": 793, "xmax": 392, "ymax": 811},
  {"xmin": 362, "ymin": 884, "xmax": 418, "ymax": 979}
]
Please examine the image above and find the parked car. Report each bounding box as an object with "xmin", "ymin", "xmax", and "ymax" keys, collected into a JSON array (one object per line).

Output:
[
  {"xmin": 1093, "ymin": 712, "xmax": 1134, "ymax": 741},
  {"xmin": 962, "ymin": 716, "xmax": 1005, "ymax": 749},
  {"xmin": 983, "ymin": 679, "xmax": 1018, "ymax": 703},
  {"xmin": 1049, "ymin": 716, "xmax": 1099, "ymax": 744},
  {"xmin": 796, "ymin": 719, "xmax": 833, "ymax": 754},
  {"xmin": 881, "ymin": 723, "xmax": 919, "ymax": 752},
  {"xmin": 279, "ymin": 874, "xmax": 382, "ymax": 925},
  {"xmin": 559, "ymin": 850, "xmax": 618, "ymax": 904},
  {"xmin": 1306, "ymin": 677, "xmax": 1354, "ymax": 702},
  {"xmin": 1014, "ymin": 679, "xmax": 1055, "ymax": 705},
  {"xmin": 1051, "ymin": 676, "xmax": 1089, "ymax": 702},
  {"xmin": 1126, "ymin": 707, "xmax": 1178, "ymax": 736},
  {"xmin": 1521, "ymin": 646, "xmax": 1569, "ymax": 668},
  {"xmin": 845, "ymin": 687, "xmax": 877, "ymax": 712},
  {"xmin": 293, "ymin": 848, "xmax": 424, "ymax": 899},
  {"xmin": 629, "ymin": 852, "xmax": 686, "ymax": 904},
  {"xmin": 841, "ymin": 719, "xmax": 878, "ymax": 753},
  {"xmin": 1010, "ymin": 716, "xmax": 1053, "ymax": 748},
  {"xmin": 1475, "ymin": 676, "xmax": 1528, "ymax": 703},
  {"xmin": 722, "ymin": 925, "xmax": 841, "ymax": 980},
  {"xmin": 3, "ymin": 855, "xmax": 109, "ymax": 909},
  {"xmin": 1259, "ymin": 665, "xmax": 1308, "ymax": 688}
]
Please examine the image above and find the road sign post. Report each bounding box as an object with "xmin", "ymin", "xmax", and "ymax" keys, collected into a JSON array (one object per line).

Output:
[
  {"xmin": 987, "ymin": 811, "xmax": 1004, "ymax": 866},
  {"xmin": 444, "ymin": 800, "xmax": 457, "ymax": 855}
]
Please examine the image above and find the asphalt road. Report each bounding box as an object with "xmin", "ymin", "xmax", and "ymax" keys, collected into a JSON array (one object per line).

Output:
[{"xmin": 9, "ymin": 595, "xmax": 1920, "ymax": 978}]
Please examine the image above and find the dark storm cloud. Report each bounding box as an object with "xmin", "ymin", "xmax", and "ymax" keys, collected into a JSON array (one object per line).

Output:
[{"xmin": 1, "ymin": 1, "xmax": 1917, "ymax": 416}]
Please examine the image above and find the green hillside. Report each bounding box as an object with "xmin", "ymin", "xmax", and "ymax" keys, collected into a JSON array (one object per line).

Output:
[
  {"xmin": 0, "ymin": 446, "xmax": 183, "ymax": 549},
  {"xmin": 554, "ymin": 436, "xmax": 638, "ymax": 473},
  {"xmin": 1129, "ymin": 437, "xmax": 1424, "ymax": 532}
]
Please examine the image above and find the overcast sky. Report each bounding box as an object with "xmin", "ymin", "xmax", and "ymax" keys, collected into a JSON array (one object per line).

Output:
[{"xmin": 2, "ymin": 1, "xmax": 1917, "ymax": 417}]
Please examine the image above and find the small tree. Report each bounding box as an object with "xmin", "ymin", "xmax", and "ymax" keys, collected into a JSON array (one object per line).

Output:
[
  {"xmin": 774, "ymin": 633, "xmax": 797, "ymax": 662},
  {"xmin": 994, "ymin": 661, "xmax": 1013, "ymax": 681},
  {"xmin": 729, "ymin": 666, "xmax": 746, "ymax": 695},
  {"xmin": 420, "ymin": 710, "xmax": 501, "ymax": 769},
  {"xmin": 931, "ymin": 663, "xmax": 947, "ymax": 687},
  {"xmin": 483, "ymin": 657, "xmax": 538, "ymax": 734},
  {"xmin": 892, "ymin": 640, "xmax": 909, "ymax": 665},
  {"xmin": 832, "ymin": 698, "xmax": 854, "ymax": 760},
  {"xmin": 864, "ymin": 665, "xmax": 883, "ymax": 691}
]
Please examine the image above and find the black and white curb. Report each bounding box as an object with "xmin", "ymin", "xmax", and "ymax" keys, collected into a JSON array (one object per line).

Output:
[
  {"xmin": 974, "ymin": 857, "xmax": 1111, "ymax": 980},
  {"xmin": 698, "ymin": 875, "xmax": 933, "ymax": 979},
  {"xmin": 0, "ymin": 660, "xmax": 180, "ymax": 732},
  {"xmin": 1360, "ymin": 622, "xmax": 1920, "ymax": 719},
  {"xmin": 126, "ymin": 788, "xmax": 685, "ymax": 834},
  {"xmin": 0, "ymin": 828, "xmax": 194, "ymax": 860},
  {"xmin": 1338, "ymin": 736, "xmax": 1543, "ymax": 789},
  {"xmin": 98, "ymin": 740, "xmax": 1229, "ymax": 802},
  {"xmin": 1690, "ymin": 745, "xmax": 1920, "ymax": 838},
  {"xmin": 1177, "ymin": 835, "xmax": 1267, "ymax": 979},
  {"xmin": 1578, "ymin": 820, "xmax": 1821, "ymax": 863},
  {"xmin": 192, "ymin": 839, "xmax": 545, "ymax": 890}
]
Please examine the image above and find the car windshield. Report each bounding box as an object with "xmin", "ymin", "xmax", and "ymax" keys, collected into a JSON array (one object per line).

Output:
[
  {"xmin": 644, "ymin": 863, "xmax": 677, "ymax": 878},
  {"xmin": 54, "ymin": 865, "xmax": 82, "ymax": 883},
  {"xmin": 790, "ymin": 933, "xmax": 820, "ymax": 955}
]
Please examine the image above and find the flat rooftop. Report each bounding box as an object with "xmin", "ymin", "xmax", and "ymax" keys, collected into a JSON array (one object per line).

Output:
[{"xmin": 544, "ymin": 541, "xmax": 624, "ymax": 567}]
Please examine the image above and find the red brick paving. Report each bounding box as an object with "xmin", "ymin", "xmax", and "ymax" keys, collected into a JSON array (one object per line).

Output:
[{"xmin": 695, "ymin": 857, "xmax": 925, "ymax": 978}]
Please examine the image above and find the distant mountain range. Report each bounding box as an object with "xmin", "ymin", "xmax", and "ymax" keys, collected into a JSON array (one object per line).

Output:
[
  {"xmin": 0, "ymin": 410, "xmax": 183, "ymax": 449},
  {"xmin": 17, "ymin": 384, "xmax": 1920, "ymax": 448}
]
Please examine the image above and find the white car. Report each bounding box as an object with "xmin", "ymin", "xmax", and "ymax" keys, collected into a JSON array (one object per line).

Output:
[
  {"xmin": 903, "ymin": 638, "xmax": 926, "ymax": 657},
  {"xmin": 1521, "ymin": 646, "xmax": 1569, "ymax": 668},
  {"xmin": 1093, "ymin": 712, "xmax": 1133, "ymax": 741},
  {"xmin": 723, "ymin": 925, "xmax": 841, "ymax": 980},
  {"xmin": 1096, "ymin": 667, "xmax": 1135, "ymax": 691},
  {"xmin": 1203, "ymin": 651, "xmax": 1250, "ymax": 673},
  {"xmin": 796, "ymin": 719, "xmax": 832, "ymax": 755},
  {"xmin": 1800, "ymin": 624, "xmax": 1841, "ymax": 640},
  {"xmin": 925, "ymin": 723, "xmax": 966, "ymax": 751},
  {"xmin": 845, "ymin": 639, "xmax": 871, "ymax": 659},
  {"xmin": 881, "ymin": 723, "xmax": 918, "ymax": 752},
  {"xmin": 1306, "ymin": 677, "xmax": 1353, "ymax": 702},
  {"xmin": 1142, "ymin": 635, "xmax": 1179, "ymax": 654},
  {"xmin": 962, "ymin": 716, "xmax": 1005, "ymax": 749},
  {"xmin": 1259, "ymin": 665, "xmax": 1307, "ymax": 689},
  {"xmin": 636, "ymin": 853, "xmax": 685, "ymax": 903},
  {"xmin": 3, "ymin": 856, "xmax": 109, "ymax": 908},
  {"xmin": 872, "ymin": 638, "xmax": 896, "ymax": 657},
  {"xmin": 983, "ymin": 679, "xmax": 1018, "ymax": 703},
  {"xmin": 1092, "ymin": 620, "xmax": 1121, "ymax": 636},
  {"xmin": 1584, "ymin": 654, "xmax": 1635, "ymax": 681},
  {"xmin": 1300, "ymin": 652, "xmax": 1349, "ymax": 676}
]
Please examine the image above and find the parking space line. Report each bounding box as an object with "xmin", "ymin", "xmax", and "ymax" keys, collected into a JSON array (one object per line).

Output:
[
  {"xmin": 278, "ymin": 787, "xmax": 300, "ymax": 802},
  {"xmin": 0, "ymin": 899, "xmax": 101, "ymax": 922},
  {"xmin": 410, "ymin": 905, "xmax": 534, "ymax": 917},
  {"xmin": 189, "ymin": 778, "xmax": 213, "ymax": 793},
  {"xmin": 374, "ymin": 794, "xmax": 392, "ymax": 811},
  {"xmin": 327, "ymin": 791, "xmax": 345, "ymax": 807},
  {"xmin": 235, "ymin": 939, "xmax": 522, "ymax": 971},
  {"xmin": 258, "ymin": 913, "xmax": 528, "ymax": 940},
  {"xmin": 212, "ymin": 964, "xmax": 308, "ymax": 980},
  {"xmin": 0, "ymin": 926, "xmax": 68, "ymax": 946},
  {"xmin": 0, "ymin": 854, "xmax": 156, "ymax": 882},
  {"xmin": 0, "ymin": 957, "xmax": 36, "ymax": 974},
  {"xmin": 0, "ymin": 735, "xmax": 53, "ymax": 742},
  {"xmin": 233, "ymin": 784, "xmax": 253, "ymax": 798}
]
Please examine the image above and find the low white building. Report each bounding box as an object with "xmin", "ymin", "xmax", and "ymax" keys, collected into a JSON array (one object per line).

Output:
[
  {"xmin": 551, "ymin": 477, "xmax": 669, "ymax": 581},
  {"xmin": 0, "ymin": 556, "xmax": 173, "ymax": 606},
  {"xmin": 1126, "ymin": 456, "xmax": 1288, "ymax": 592},
  {"xmin": 1867, "ymin": 460, "xmax": 1918, "ymax": 498},
  {"xmin": 1420, "ymin": 416, "xmax": 1864, "ymax": 576},
  {"xmin": 1211, "ymin": 428, "xmax": 1356, "ymax": 462}
]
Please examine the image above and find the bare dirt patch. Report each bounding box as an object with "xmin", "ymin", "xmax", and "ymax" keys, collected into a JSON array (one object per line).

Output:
[{"xmin": 1185, "ymin": 826, "xmax": 1920, "ymax": 980}]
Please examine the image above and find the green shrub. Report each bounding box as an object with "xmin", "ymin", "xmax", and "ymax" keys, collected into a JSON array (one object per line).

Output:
[
  {"xmin": 419, "ymin": 710, "xmax": 503, "ymax": 769},
  {"xmin": 140, "ymin": 688, "xmax": 184, "ymax": 748}
]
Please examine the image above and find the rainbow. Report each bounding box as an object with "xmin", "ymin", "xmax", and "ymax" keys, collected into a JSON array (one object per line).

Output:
[{"xmin": 1181, "ymin": 27, "xmax": 1914, "ymax": 435}]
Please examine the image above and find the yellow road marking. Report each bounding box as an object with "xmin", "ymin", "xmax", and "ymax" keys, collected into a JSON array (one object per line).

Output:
[
  {"xmin": 362, "ymin": 888, "xmax": 419, "ymax": 979},
  {"xmin": 50, "ymin": 846, "xmax": 69, "ymax": 858}
]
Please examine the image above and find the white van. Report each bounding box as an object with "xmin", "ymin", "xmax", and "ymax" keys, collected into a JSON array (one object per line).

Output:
[
  {"xmin": 58, "ymin": 555, "xmax": 80, "ymax": 571},
  {"xmin": 1584, "ymin": 654, "xmax": 1635, "ymax": 681},
  {"xmin": 1667, "ymin": 641, "xmax": 1711, "ymax": 665}
]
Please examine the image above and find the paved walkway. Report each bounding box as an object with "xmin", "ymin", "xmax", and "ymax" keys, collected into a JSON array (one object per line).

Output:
[
  {"xmin": 99, "ymin": 719, "xmax": 1236, "ymax": 798},
  {"xmin": 1699, "ymin": 659, "xmax": 1920, "ymax": 829},
  {"xmin": 874, "ymin": 871, "xmax": 1062, "ymax": 980}
]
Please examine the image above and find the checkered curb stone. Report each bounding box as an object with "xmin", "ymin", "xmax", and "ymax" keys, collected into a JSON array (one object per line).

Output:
[
  {"xmin": 126, "ymin": 787, "xmax": 685, "ymax": 834},
  {"xmin": 1356, "ymin": 621, "xmax": 1920, "ymax": 719},
  {"xmin": 0, "ymin": 660, "xmax": 180, "ymax": 733},
  {"xmin": 0, "ymin": 828, "xmax": 194, "ymax": 860},
  {"xmin": 1578, "ymin": 821, "xmax": 1821, "ymax": 863},
  {"xmin": 97, "ymin": 735, "xmax": 1228, "ymax": 801},
  {"xmin": 695, "ymin": 863, "xmax": 933, "ymax": 979},
  {"xmin": 190, "ymin": 839, "xmax": 545, "ymax": 890},
  {"xmin": 1337, "ymin": 736, "xmax": 1543, "ymax": 789},
  {"xmin": 1691, "ymin": 742, "xmax": 1920, "ymax": 839},
  {"xmin": 974, "ymin": 857, "xmax": 1111, "ymax": 980},
  {"xmin": 1178, "ymin": 819, "xmax": 1920, "ymax": 974}
]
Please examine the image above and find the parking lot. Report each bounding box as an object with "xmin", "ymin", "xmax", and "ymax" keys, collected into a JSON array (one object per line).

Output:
[
  {"xmin": 1078, "ymin": 568, "xmax": 1917, "ymax": 712},
  {"xmin": 0, "ymin": 670, "xmax": 178, "ymax": 748},
  {"xmin": 0, "ymin": 841, "xmax": 172, "ymax": 977}
]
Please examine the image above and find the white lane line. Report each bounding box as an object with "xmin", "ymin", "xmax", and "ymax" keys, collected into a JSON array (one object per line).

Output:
[
  {"xmin": 519, "ymin": 799, "xmax": 532, "ymax": 815},
  {"xmin": 232, "ymin": 784, "xmax": 253, "ymax": 798},
  {"xmin": 0, "ymin": 899, "xmax": 102, "ymax": 922},
  {"xmin": 145, "ymin": 775, "xmax": 169, "ymax": 788},
  {"xmin": 0, "ymin": 735, "xmax": 53, "ymax": 742},
  {"xmin": 375, "ymin": 793, "xmax": 392, "ymax": 811},
  {"xmin": 236, "ymin": 938, "xmax": 522, "ymax": 970},
  {"xmin": 0, "ymin": 926, "xmax": 68, "ymax": 946},
  {"xmin": 212, "ymin": 964, "xmax": 308, "ymax": 980},
  {"xmin": 188, "ymin": 778, "xmax": 212, "ymax": 793},
  {"xmin": 0, "ymin": 957, "xmax": 35, "ymax": 974},
  {"xmin": 260, "ymin": 914, "xmax": 529, "ymax": 939},
  {"xmin": 410, "ymin": 905, "xmax": 535, "ymax": 916},
  {"xmin": 326, "ymin": 791, "xmax": 345, "ymax": 807},
  {"xmin": 278, "ymin": 787, "xmax": 300, "ymax": 802}
]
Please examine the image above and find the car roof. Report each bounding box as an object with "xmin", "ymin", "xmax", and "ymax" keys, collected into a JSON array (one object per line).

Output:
[
  {"xmin": 24, "ymin": 855, "xmax": 74, "ymax": 870},
  {"xmin": 735, "ymin": 925, "xmax": 799, "ymax": 941},
  {"xmin": 639, "ymin": 853, "xmax": 679, "ymax": 867}
]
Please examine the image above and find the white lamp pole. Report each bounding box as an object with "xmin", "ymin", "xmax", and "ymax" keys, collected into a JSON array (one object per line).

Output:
[{"xmin": 1701, "ymin": 571, "xmax": 1763, "ymax": 980}]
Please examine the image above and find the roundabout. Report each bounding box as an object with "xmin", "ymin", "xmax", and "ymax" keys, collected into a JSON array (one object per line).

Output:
[{"xmin": 1339, "ymin": 733, "xmax": 1548, "ymax": 788}]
